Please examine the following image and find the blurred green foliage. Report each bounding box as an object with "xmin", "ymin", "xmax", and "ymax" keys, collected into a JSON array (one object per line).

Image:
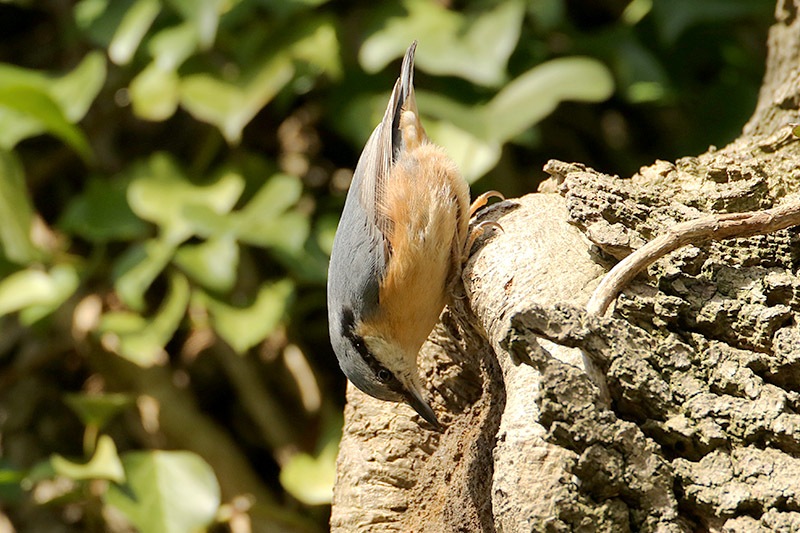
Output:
[{"xmin": 0, "ymin": 0, "xmax": 773, "ymax": 531}]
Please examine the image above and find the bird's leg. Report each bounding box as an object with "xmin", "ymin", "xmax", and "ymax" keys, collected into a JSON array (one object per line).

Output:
[
  {"xmin": 469, "ymin": 190, "xmax": 504, "ymax": 218},
  {"xmin": 464, "ymin": 220, "xmax": 504, "ymax": 259}
]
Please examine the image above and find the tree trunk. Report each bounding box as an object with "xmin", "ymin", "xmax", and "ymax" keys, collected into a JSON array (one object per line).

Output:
[{"xmin": 331, "ymin": 1, "xmax": 800, "ymax": 530}]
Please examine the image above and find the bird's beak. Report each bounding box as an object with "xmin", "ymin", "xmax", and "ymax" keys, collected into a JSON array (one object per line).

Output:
[{"xmin": 403, "ymin": 385, "xmax": 442, "ymax": 431}]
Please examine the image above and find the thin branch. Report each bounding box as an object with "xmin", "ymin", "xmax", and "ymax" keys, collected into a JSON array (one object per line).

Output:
[{"xmin": 587, "ymin": 199, "xmax": 800, "ymax": 317}]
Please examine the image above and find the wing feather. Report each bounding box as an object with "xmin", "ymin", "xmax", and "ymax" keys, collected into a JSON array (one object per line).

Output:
[{"xmin": 356, "ymin": 41, "xmax": 418, "ymax": 267}]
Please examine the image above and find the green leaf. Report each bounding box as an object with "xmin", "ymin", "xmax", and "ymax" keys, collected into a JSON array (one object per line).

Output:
[
  {"xmin": 126, "ymin": 153, "xmax": 244, "ymax": 243},
  {"xmin": 423, "ymin": 119, "xmax": 501, "ymax": 183},
  {"xmin": 105, "ymin": 450, "xmax": 220, "ymax": 533},
  {"xmin": 113, "ymin": 238, "xmax": 176, "ymax": 311},
  {"xmin": 0, "ymin": 149, "xmax": 38, "ymax": 263},
  {"xmin": 233, "ymin": 173, "xmax": 309, "ymax": 251},
  {"xmin": 64, "ymin": 393, "xmax": 134, "ymax": 429},
  {"xmin": 600, "ymin": 33, "xmax": 669, "ymax": 104},
  {"xmin": 74, "ymin": 0, "xmax": 113, "ymax": 31},
  {"xmin": 129, "ymin": 62, "xmax": 181, "ymax": 121},
  {"xmin": 484, "ymin": 57, "xmax": 615, "ymax": 143},
  {"xmin": 180, "ymin": 55, "xmax": 295, "ymax": 143},
  {"xmin": 49, "ymin": 51, "xmax": 107, "ymax": 123},
  {"xmin": 315, "ymin": 214, "xmax": 338, "ymax": 257},
  {"xmin": 0, "ymin": 87, "xmax": 92, "ymax": 161},
  {"xmin": 165, "ymin": 0, "xmax": 224, "ymax": 48},
  {"xmin": 239, "ymin": 173, "xmax": 302, "ymax": 221},
  {"xmin": 0, "ymin": 461, "xmax": 24, "ymax": 504},
  {"xmin": 197, "ymin": 279, "xmax": 293, "ymax": 354},
  {"xmin": 360, "ymin": 0, "xmax": 524, "ymax": 86},
  {"xmin": 289, "ymin": 17, "xmax": 342, "ymax": 80},
  {"xmin": 174, "ymin": 235, "xmax": 239, "ymax": 293},
  {"xmin": 77, "ymin": 0, "xmax": 154, "ymax": 51},
  {"xmin": 59, "ymin": 175, "xmax": 149, "ymax": 242},
  {"xmin": 178, "ymin": 173, "xmax": 310, "ymax": 253},
  {"xmin": 279, "ymin": 438, "xmax": 336, "ymax": 505},
  {"xmin": 51, "ymin": 435, "xmax": 125, "ymax": 483},
  {"xmin": 270, "ymin": 238, "xmax": 329, "ymax": 284},
  {"xmin": 108, "ymin": 0, "xmax": 161, "ymax": 65},
  {"xmin": 237, "ymin": 210, "xmax": 309, "ymax": 252},
  {"xmin": 97, "ymin": 311, "xmax": 148, "ymax": 335},
  {"xmin": 0, "ymin": 265, "xmax": 79, "ymax": 323},
  {"xmin": 0, "ymin": 52, "xmax": 105, "ymax": 155},
  {"xmin": 105, "ymin": 272, "xmax": 190, "ymax": 367},
  {"xmin": 256, "ymin": 0, "xmax": 331, "ymax": 16},
  {"xmin": 147, "ymin": 22, "xmax": 199, "ymax": 71}
]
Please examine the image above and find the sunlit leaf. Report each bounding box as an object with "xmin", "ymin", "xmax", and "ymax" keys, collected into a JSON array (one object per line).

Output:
[
  {"xmin": 75, "ymin": 0, "xmax": 138, "ymax": 47},
  {"xmin": 279, "ymin": 438, "xmax": 337, "ymax": 505},
  {"xmin": 126, "ymin": 154, "xmax": 244, "ymax": 243},
  {"xmin": 165, "ymin": 0, "xmax": 224, "ymax": 48},
  {"xmin": 105, "ymin": 450, "xmax": 220, "ymax": 533},
  {"xmin": 0, "ymin": 87, "xmax": 92, "ymax": 161},
  {"xmin": 174, "ymin": 235, "xmax": 239, "ymax": 292},
  {"xmin": 233, "ymin": 173, "xmax": 309, "ymax": 251},
  {"xmin": 485, "ymin": 57, "xmax": 614, "ymax": 143},
  {"xmin": 0, "ymin": 149, "xmax": 38, "ymax": 263},
  {"xmin": 179, "ymin": 173, "xmax": 310, "ymax": 252},
  {"xmin": 241, "ymin": 173, "xmax": 302, "ymax": 220},
  {"xmin": 129, "ymin": 62, "xmax": 181, "ymax": 121},
  {"xmin": 360, "ymin": 0, "xmax": 524, "ymax": 86},
  {"xmin": 0, "ymin": 265, "xmax": 79, "ymax": 322},
  {"xmin": 113, "ymin": 238, "xmax": 176, "ymax": 311},
  {"xmin": 237, "ymin": 210, "xmax": 309, "ymax": 252},
  {"xmin": 106, "ymin": 273, "xmax": 190, "ymax": 367},
  {"xmin": 108, "ymin": 0, "xmax": 161, "ymax": 65},
  {"xmin": 180, "ymin": 55, "xmax": 294, "ymax": 143},
  {"xmin": 0, "ymin": 52, "xmax": 105, "ymax": 155},
  {"xmin": 51, "ymin": 435, "xmax": 125, "ymax": 483},
  {"xmin": 414, "ymin": 91, "xmax": 484, "ymax": 138},
  {"xmin": 289, "ymin": 17, "xmax": 342, "ymax": 80},
  {"xmin": 622, "ymin": 0, "xmax": 653, "ymax": 25},
  {"xmin": 59, "ymin": 176, "xmax": 148, "ymax": 242},
  {"xmin": 64, "ymin": 393, "xmax": 134, "ymax": 429},
  {"xmin": 423, "ymin": 119, "xmax": 501, "ymax": 183},
  {"xmin": 98, "ymin": 311, "xmax": 148, "ymax": 334},
  {"xmin": 147, "ymin": 22, "xmax": 199, "ymax": 71},
  {"xmin": 50, "ymin": 51, "xmax": 107, "ymax": 122},
  {"xmin": 74, "ymin": 0, "xmax": 112, "ymax": 30},
  {"xmin": 197, "ymin": 279, "xmax": 293, "ymax": 354}
]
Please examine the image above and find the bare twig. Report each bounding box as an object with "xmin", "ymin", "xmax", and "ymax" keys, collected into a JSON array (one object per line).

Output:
[{"xmin": 587, "ymin": 199, "xmax": 800, "ymax": 317}]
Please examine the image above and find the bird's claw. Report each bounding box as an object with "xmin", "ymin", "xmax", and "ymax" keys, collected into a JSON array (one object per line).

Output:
[
  {"xmin": 469, "ymin": 190, "xmax": 504, "ymax": 218},
  {"xmin": 464, "ymin": 220, "xmax": 504, "ymax": 259}
]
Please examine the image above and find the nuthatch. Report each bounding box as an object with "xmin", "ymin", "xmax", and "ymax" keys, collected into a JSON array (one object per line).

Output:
[{"xmin": 327, "ymin": 42, "xmax": 501, "ymax": 429}]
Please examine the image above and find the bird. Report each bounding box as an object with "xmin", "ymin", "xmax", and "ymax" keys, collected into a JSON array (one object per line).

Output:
[{"xmin": 327, "ymin": 41, "xmax": 501, "ymax": 429}]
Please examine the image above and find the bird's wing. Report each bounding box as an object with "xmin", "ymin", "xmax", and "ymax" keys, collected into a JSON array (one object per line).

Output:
[{"xmin": 356, "ymin": 41, "xmax": 418, "ymax": 265}]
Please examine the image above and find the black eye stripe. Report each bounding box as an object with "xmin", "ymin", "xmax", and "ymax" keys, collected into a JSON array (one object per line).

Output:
[
  {"xmin": 341, "ymin": 308, "xmax": 370, "ymax": 359},
  {"xmin": 339, "ymin": 307, "xmax": 403, "ymax": 392}
]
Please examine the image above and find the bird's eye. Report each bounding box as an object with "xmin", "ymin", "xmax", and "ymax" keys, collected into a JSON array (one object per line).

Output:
[{"xmin": 376, "ymin": 369, "xmax": 392, "ymax": 383}]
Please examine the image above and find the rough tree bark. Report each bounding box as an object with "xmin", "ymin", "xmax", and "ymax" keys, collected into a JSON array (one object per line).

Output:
[{"xmin": 331, "ymin": 1, "xmax": 800, "ymax": 530}]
